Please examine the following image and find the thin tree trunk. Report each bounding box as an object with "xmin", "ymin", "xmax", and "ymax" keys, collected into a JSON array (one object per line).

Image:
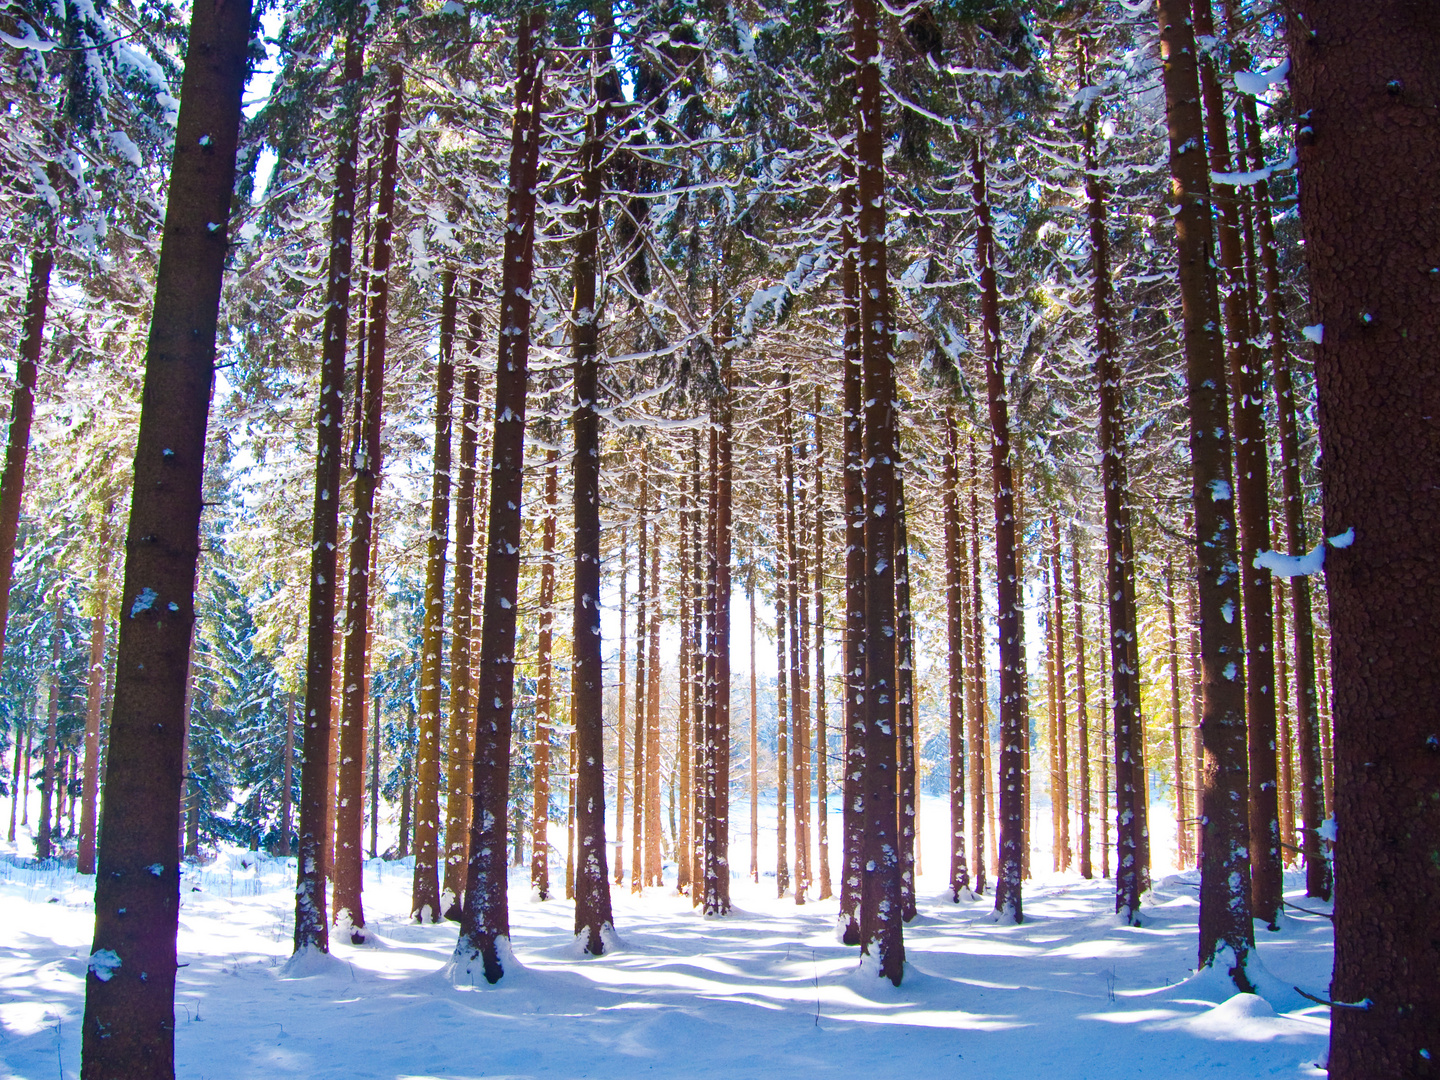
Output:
[
  {"xmin": 895, "ymin": 474, "xmax": 917, "ymax": 921},
  {"xmin": 774, "ymin": 453, "xmax": 789, "ymax": 898},
  {"xmin": 747, "ymin": 562, "xmax": 758, "ymax": 883},
  {"xmin": 1071, "ymin": 528, "xmax": 1092, "ymax": 879},
  {"xmin": 294, "ymin": 32, "xmax": 364, "ymax": 956},
  {"xmin": 1273, "ymin": 578, "xmax": 1295, "ymax": 867},
  {"xmin": 631, "ymin": 447, "xmax": 648, "ymax": 893},
  {"xmin": 7, "ymin": 715, "xmax": 23, "ymax": 842},
  {"xmin": 333, "ymin": 64, "xmax": 402, "ymax": 943},
  {"xmin": 532, "ymin": 451, "xmax": 557, "ymax": 901},
  {"xmin": 454, "ymin": 13, "xmax": 544, "ymax": 985},
  {"xmin": 0, "ymin": 245, "xmax": 53, "ymax": 672},
  {"xmin": 79, "ymin": 512, "xmax": 112, "ymax": 875},
  {"xmin": 644, "ymin": 517, "xmax": 662, "ymax": 887},
  {"xmin": 1050, "ymin": 517, "xmax": 1071, "ymax": 873},
  {"xmin": 855, "ymin": 0, "xmax": 903, "ymax": 981},
  {"xmin": 1287, "ymin": 6, "xmax": 1440, "ymax": 1071},
  {"xmin": 943, "ymin": 408, "xmax": 969, "ymax": 899},
  {"xmin": 1166, "ymin": 560, "xmax": 1191, "ymax": 870},
  {"xmin": 36, "ymin": 596, "xmax": 61, "ymax": 860},
  {"xmin": 838, "ymin": 166, "xmax": 866, "ymax": 945},
  {"xmin": 813, "ymin": 389, "xmax": 831, "ymax": 900},
  {"xmin": 615, "ymin": 530, "xmax": 626, "ymax": 885},
  {"xmin": 79, "ymin": 0, "xmax": 251, "ymax": 1067},
  {"xmin": 398, "ymin": 704, "xmax": 414, "ymax": 859},
  {"xmin": 689, "ymin": 438, "xmax": 704, "ymax": 908},
  {"xmin": 702, "ymin": 337, "xmax": 733, "ymax": 918},
  {"xmin": 783, "ymin": 377, "xmax": 811, "ymax": 904},
  {"xmin": 967, "ymin": 435, "xmax": 987, "ymax": 896},
  {"xmin": 279, "ymin": 693, "xmax": 293, "ymax": 857},
  {"xmin": 1156, "ymin": 0, "xmax": 1253, "ymax": 986}
]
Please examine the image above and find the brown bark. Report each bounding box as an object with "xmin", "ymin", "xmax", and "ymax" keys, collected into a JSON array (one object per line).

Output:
[
  {"xmin": 774, "ymin": 453, "xmax": 789, "ymax": 898},
  {"xmin": 36, "ymin": 596, "xmax": 61, "ymax": 860},
  {"xmin": 1273, "ymin": 579, "xmax": 1295, "ymax": 866},
  {"xmin": 967, "ymin": 435, "xmax": 988, "ymax": 895},
  {"xmin": 454, "ymin": 13, "xmax": 544, "ymax": 984},
  {"xmin": 972, "ymin": 136, "xmax": 1026, "ymax": 924},
  {"xmin": 854, "ymin": 0, "xmax": 903, "ymax": 982},
  {"xmin": 78, "ymin": 511, "xmax": 112, "ymax": 875},
  {"xmin": 783, "ymin": 377, "xmax": 810, "ymax": 903},
  {"xmin": 279, "ymin": 693, "xmax": 293, "ymax": 857},
  {"xmin": 838, "ymin": 166, "xmax": 865, "ymax": 944},
  {"xmin": 79, "ymin": 0, "xmax": 251, "ymax": 1067},
  {"xmin": 1156, "ymin": 0, "xmax": 1253, "ymax": 984},
  {"xmin": 631, "ymin": 448, "xmax": 648, "ymax": 893},
  {"xmin": 813, "ymin": 389, "xmax": 831, "ymax": 900},
  {"xmin": 398, "ymin": 705, "xmax": 414, "ymax": 859},
  {"xmin": 703, "ymin": 343, "xmax": 733, "ymax": 917},
  {"xmin": 746, "ymin": 561, "xmax": 757, "ymax": 884},
  {"xmin": 332, "ymin": 64, "xmax": 403, "ymax": 942},
  {"xmin": 644, "ymin": 516, "xmax": 663, "ymax": 887},
  {"xmin": 1049, "ymin": 518, "xmax": 1072, "ymax": 873},
  {"xmin": 943, "ymin": 408, "xmax": 969, "ymax": 899},
  {"xmin": 689, "ymin": 439, "xmax": 704, "ymax": 908},
  {"xmin": 1166, "ymin": 560, "xmax": 1191, "ymax": 870},
  {"xmin": 1071, "ymin": 528, "xmax": 1093, "ymax": 879},
  {"xmin": 532, "ymin": 451, "xmax": 557, "ymax": 901},
  {"xmin": 614, "ymin": 530, "xmax": 626, "ymax": 885},
  {"xmin": 294, "ymin": 32, "xmax": 364, "ymax": 955},
  {"xmin": 1286, "ymin": 4, "xmax": 1440, "ymax": 1071},
  {"xmin": 895, "ymin": 474, "xmax": 917, "ymax": 921}
]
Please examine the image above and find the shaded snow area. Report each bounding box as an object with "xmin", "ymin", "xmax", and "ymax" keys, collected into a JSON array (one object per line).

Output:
[{"xmin": 1, "ymin": 798, "xmax": 1332, "ymax": 1079}]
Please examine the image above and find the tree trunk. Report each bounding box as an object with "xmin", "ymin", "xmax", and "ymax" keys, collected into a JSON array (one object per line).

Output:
[
  {"xmin": 1166, "ymin": 560, "xmax": 1191, "ymax": 870},
  {"xmin": 399, "ymin": 705, "xmax": 414, "ymax": 859},
  {"xmin": 1273, "ymin": 580, "xmax": 1295, "ymax": 866},
  {"xmin": 1286, "ymin": 5, "xmax": 1440, "ymax": 1072},
  {"xmin": 37, "ymin": 596, "xmax": 62, "ymax": 860},
  {"xmin": 813, "ymin": 389, "xmax": 832, "ymax": 900},
  {"xmin": 0, "ymin": 244, "xmax": 52, "ymax": 677},
  {"xmin": 895, "ymin": 474, "xmax": 917, "ymax": 921},
  {"xmin": 943, "ymin": 408, "xmax": 969, "ymax": 899},
  {"xmin": 631, "ymin": 447, "xmax": 648, "ymax": 894},
  {"xmin": 746, "ymin": 561, "xmax": 757, "ymax": 884},
  {"xmin": 783, "ymin": 377, "xmax": 809, "ymax": 904},
  {"xmin": 1071, "ymin": 527, "xmax": 1093, "ymax": 879},
  {"xmin": 702, "ymin": 344, "xmax": 733, "ymax": 918},
  {"xmin": 967, "ymin": 434, "xmax": 988, "ymax": 896},
  {"xmin": 332, "ymin": 64, "xmax": 403, "ymax": 943},
  {"xmin": 279, "ymin": 693, "xmax": 293, "ymax": 857},
  {"xmin": 644, "ymin": 517, "xmax": 662, "ymax": 887},
  {"xmin": 854, "ymin": 0, "xmax": 903, "ymax": 982},
  {"xmin": 1156, "ymin": 0, "xmax": 1253, "ymax": 986},
  {"xmin": 838, "ymin": 166, "xmax": 866, "ymax": 945},
  {"xmin": 79, "ymin": 0, "xmax": 251, "ymax": 1068},
  {"xmin": 689, "ymin": 439, "xmax": 704, "ymax": 908},
  {"xmin": 454, "ymin": 14, "xmax": 544, "ymax": 984},
  {"xmin": 774, "ymin": 453, "xmax": 789, "ymax": 899},
  {"xmin": 615, "ymin": 530, "xmax": 626, "ymax": 886},
  {"xmin": 79, "ymin": 513, "xmax": 112, "ymax": 875},
  {"xmin": 1049, "ymin": 517, "xmax": 1071, "ymax": 873},
  {"xmin": 972, "ymin": 136, "xmax": 1026, "ymax": 924},
  {"xmin": 532, "ymin": 451, "xmax": 557, "ymax": 901},
  {"xmin": 294, "ymin": 32, "xmax": 364, "ymax": 956}
]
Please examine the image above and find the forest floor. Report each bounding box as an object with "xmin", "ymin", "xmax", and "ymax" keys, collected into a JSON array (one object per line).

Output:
[{"xmin": 0, "ymin": 796, "xmax": 1333, "ymax": 1079}]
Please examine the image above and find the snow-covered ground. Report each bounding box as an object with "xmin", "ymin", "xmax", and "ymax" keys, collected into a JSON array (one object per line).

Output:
[{"xmin": 0, "ymin": 793, "xmax": 1332, "ymax": 1079}]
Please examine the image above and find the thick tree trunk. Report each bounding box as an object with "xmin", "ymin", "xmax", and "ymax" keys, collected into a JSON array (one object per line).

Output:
[
  {"xmin": 1286, "ymin": 5, "xmax": 1440, "ymax": 1072},
  {"xmin": 78, "ymin": 514, "xmax": 112, "ymax": 875},
  {"xmin": 838, "ymin": 168, "xmax": 866, "ymax": 945},
  {"xmin": 532, "ymin": 451, "xmax": 557, "ymax": 901},
  {"xmin": 854, "ymin": 0, "xmax": 903, "ymax": 981},
  {"xmin": 0, "ymin": 245, "xmax": 52, "ymax": 674},
  {"xmin": 943, "ymin": 409, "xmax": 969, "ymax": 899},
  {"xmin": 1156, "ymin": 0, "xmax": 1253, "ymax": 986},
  {"xmin": 453, "ymin": 13, "xmax": 544, "ymax": 985},
  {"xmin": 703, "ymin": 348, "xmax": 733, "ymax": 917},
  {"xmin": 972, "ymin": 137, "xmax": 1026, "ymax": 925},
  {"xmin": 332, "ymin": 64, "xmax": 403, "ymax": 943},
  {"xmin": 294, "ymin": 33, "xmax": 364, "ymax": 955},
  {"xmin": 79, "ymin": 0, "xmax": 250, "ymax": 1069}
]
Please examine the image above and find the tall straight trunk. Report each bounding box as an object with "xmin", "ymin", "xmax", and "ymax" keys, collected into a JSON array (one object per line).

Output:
[
  {"xmin": 454, "ymin": 13, "xmax": 544, "ymax": 985},
  {"xmin": 747, "ymin": 562, "xmax": 758, "ymax": 884},
  {"xmin": 1071, "ymin": 528, "xmax": 1093, "ymax": 879},
  {"xmin": 967, "ymin": 435, "xmax": 987, "ymax": 896},
  {"xmin": 943, "ymin": 408, "xmax": 969, "ymax": 898},
  {"xmin": 783, "ymin": 377, "xmax": 809, "ymax": 903},
  {"xmin": 532, "ymin": 451, "xmax": 557, "ymax": 901},
  {"xmin": 972, "ymin": 137, "xmax": 1025, "ymax": 924},
  {"xmin": 1049, "ymin": 517, "xmax": 1071, "ymax": 873},
  {"xmin": 1166, "ymin": 560, "xmax": 1191, "ymax": 869},
  {"xmin": 333, "ymin": 64, "xmax": 403, "ymax": 942},
  {"xmin": 1236, "ymin": 81, "xmax": 1330, "ymax": 903},
  {"xmin": 774, "ymin": 454, "xmax": 789, "ymax": 898},
  {"xmin": 1079, "ymin": 50, "xmax": 1142, "ymax": 922},
  {"xmin": 79, "ymin": 514, "xmax": 112, "ymax": 875},
  {"xmin": 630, "ymin": 448, "xmax": 648, "ymax": 893},
  {"xmin": 838, "ymin": 167, "xmax": 866, "ymax": 945},
  {"xmin": 813, "ymin": 389, "xmax": 831, "ymax": 900},
  {"xmin": 854, "ymin": 0, "xmax": 903, "ymax": 982},
  {"xmin": 79, "ymin": 0, "xmax": 250, "ymax": 1068},
  {"xmin": 1156, "ymin": 0, "xmax": 1253, "ymax": 986},
  {"xmin": 677, "ymin": 517, "xmax": 691, "ymax": 892},
  {"xmin": 294, "ymin": 33, "xmax": 364, "ymax": 955},
  {"xmin": 1273, "ymin": 580, "xmax": 1296, "ymax": 865},
  {"xmin": 797, "ymin": 420, "xmax": 813, "ymax": 903},
  {"xmin": 614, "ymin": 531, "xmax": 626, "ymax": 885},
  {"xmin": 1122, "ymin": 515, "xmax": 1151, "ymax": 892},
  {"xmin": 1286, "ymin": 6, "xmax": 1440, "ymax": 1072},
  {"xmin": 565, "ymin": 725, "xmax": 577, "ymax": 900},
  {"xmin": 0, "ymin": 245, "xmax": 52, "ymax": 673},
  {"xmin": 1188, "ymin": 579, "xmax": 1204, "ymax": 865},
  {"xmin": 702, "ymin": 346, "xmax": 733, "ymax": 918},
  {"xmin": 895, "ymin": 475, "xmax": 917, "ymax": 921},
  {"xmin": 1191, "ymin": 0, "xmax": 1280, "ymax": 929},
  {"xmin": 7, "ymin": 716, "xmax": 22, "ymax": 842},
  {"xmin": 398, "ymin": 705, "xmax": 414, "ymax": 859},
  {"xmin": 689, "ymin": 439, "xmax": 704, "ymax": 908},
  {"xmin": 644, "ymin": 519, "xmax": 662, "ymax": 887},
  {"xmin": 36, "ymin": 597, "xmax": 61, "ymax": 860},
  {"xmin": 280, "ymin": 694, "xmax": 293, "ymax": 857},
  {"xmin": 414, "ymin": 270, "xmax": 456, "ymax": 919},
  {"xmin": 1100, "ymin": 652, "xmax": 1110, "ymax": 879}
]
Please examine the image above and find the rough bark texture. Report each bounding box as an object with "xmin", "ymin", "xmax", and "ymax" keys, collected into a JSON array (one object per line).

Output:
[
  {"xmin": 943, "ymin": 409, "xmax": 969, "ymax": 899},
  {"xmin": 333, "ymin": 64, "xmax": 403, "ymax": 942},
  {"xmin": 813, "ymin": 388, "xmax": 831, "ymax": 900},
  {"xmin": 854, "ymin": 0, "xmax": 903, "ymax": 982},
  {"xmin": 532, "ymin": 452, "xmax": 556, "ymax": 901},
  {"xmin": 895, "ymin": 475, "xmax": 916, "ymax": 921},
  {"xmin": 78, "ymin": 512, "xmax": 112, "ymax": 875},
  {"xmin": 0, "ymin": 245, "xmax": 52, "ymax": 671},
  {"xmin": 1286, "ymin": 3, "xmax": 1440, "ymax": 1073},
  {"xmin": 1156, "ymin": 0, "xmax": 1253, "ymax": 985},
  {"xmin": 569, "ymin": 11, "xmax": 615, "ymax": 949},
  {"xmin": 967, "ymin": 436, "xmax": 987, "ymax": 895},
  {"xmin": 1071, "ymin": 528, "xmax": 1093, "ymax": 880},
  {"xmin": 294, "ymin": 33, "xmax": 364, "ymax": 955},
  {"xmin": 1049, "ymin": 518, "xmax": 1071, "ymax": 873},
  {"xmin": 454, "ymin": 14, "xmax": 543, "ymax": 984},
  {"xmin": 702, "ymin": 347, "xmax": 733, "ymax": 917},
  {"xmin": 79, "ymin": 0, "xmax": 250, "ymax": 1070}
]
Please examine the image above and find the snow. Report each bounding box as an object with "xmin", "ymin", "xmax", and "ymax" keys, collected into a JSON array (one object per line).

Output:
[
  {"xmin": 1301, "ymin": 324, "xmax": 1323, "ymax": 344},
  {"xmin": 0, "ymin": 794, "xmax": 1333, "ymax": 1079},
  {"xmin": 1255, "ymin": 541, "xmax": 1325, "ymax": 579},
  {"xmin": 1234, "ymin": 58, "xmax": 1290, "ymax": 97}
]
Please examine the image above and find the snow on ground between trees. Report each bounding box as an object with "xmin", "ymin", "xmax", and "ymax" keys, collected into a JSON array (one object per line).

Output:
[{"xmin": 0, "ymin": 797, "xmax": 1332, "ymax": 1079}]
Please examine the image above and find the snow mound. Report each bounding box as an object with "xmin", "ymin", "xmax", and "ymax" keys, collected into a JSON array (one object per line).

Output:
[
  {"xmin": 280, "ymin": 945, "xmax": 351, "ymax": 980},
  {"xmin": 1179, "ymin": 991, "xmax": 1310, "ymax": 1042}
]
